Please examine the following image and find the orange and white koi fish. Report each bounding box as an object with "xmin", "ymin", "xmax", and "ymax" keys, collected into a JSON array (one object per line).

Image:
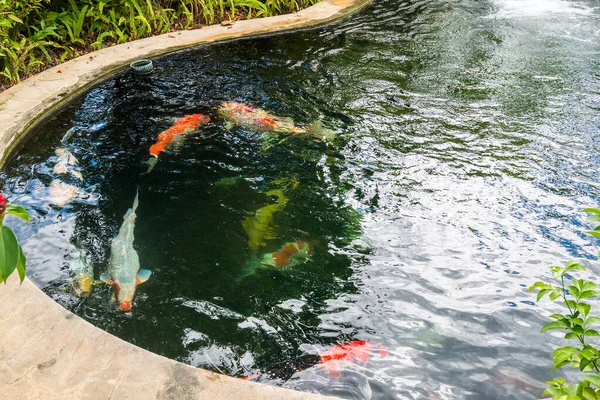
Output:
[
  {"xmin": 146, "ymin": 114, "xmax": 210, "ymax": 172},
  {"xmin": 217, "ymin": 102, "xmax": 335, "ymax": 140},
  {"xmin": 319, "ymin": 340, "xmax": 388, "ymax": 378},
  {"xmin": 237, "ymin": 240, "xmax": 313, "ymax": 281},
  {"xmin": 100, "ymin": 191, "xmax": 151, "ymax": 311},
  {"xmin": 261, "ymin": 240, "xmax": 313, "ymax": 268}
]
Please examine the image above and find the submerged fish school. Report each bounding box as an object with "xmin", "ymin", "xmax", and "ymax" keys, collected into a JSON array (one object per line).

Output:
[{"xmin": 54, "ymin": 100, "xmax": 386, "ymax": 378}]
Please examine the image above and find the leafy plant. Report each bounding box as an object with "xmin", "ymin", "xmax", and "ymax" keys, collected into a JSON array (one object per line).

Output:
[
  {"xmin": 530, "ymin": 207, "xmax": 600, "ymax": 399},
  {"xmin": 0, "ymin": 194, "xmax": 30, "ymax": 283},
  {"xmin": 0, "ymin": 0, "xmax": 323, "ymax": 90}
]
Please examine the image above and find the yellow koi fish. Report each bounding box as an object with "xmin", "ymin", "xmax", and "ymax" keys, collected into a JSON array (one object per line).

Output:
[{"xmin": 242, "ymin": 178, "xmax": 299, "ymax": 251}]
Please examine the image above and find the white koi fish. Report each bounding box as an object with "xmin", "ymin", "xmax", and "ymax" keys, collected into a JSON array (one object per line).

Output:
[
  {"xmin": 100, "ymin": 190, "xmax": 151, "ymax": 311},
  {"xmin": 53, "ymin": 148, "xmax": 83, "ymax": 182}
]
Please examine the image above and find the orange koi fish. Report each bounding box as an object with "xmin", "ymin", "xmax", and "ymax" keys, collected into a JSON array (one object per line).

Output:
[
  {"xmin": 262, "ymin": 240, "xmax": 313, "ymax": 268},
  {"xmin": 319, "ymin": 340, "xmax": 388, "ymax": 378},
  {"xmin": 146, "ymin": 114, "xmax": 210, "ymax": 172},
  {"xmin": 236, "ymin": 240, "xmax": 312, "ymax": 281},
  {"xmin": 217, "ymin": 102, "xmax": 335, "ymax": 140}
]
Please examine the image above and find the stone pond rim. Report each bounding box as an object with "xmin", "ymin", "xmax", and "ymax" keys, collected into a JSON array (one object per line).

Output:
[{"xmin": 0, "ymin": 0, "xmax": 370, "ymax": 398}]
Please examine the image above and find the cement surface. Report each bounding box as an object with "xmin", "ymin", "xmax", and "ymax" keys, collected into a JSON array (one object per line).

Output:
[{"xmin": 0, "ymin": 0, "xmax": 370, "ymax": 398}]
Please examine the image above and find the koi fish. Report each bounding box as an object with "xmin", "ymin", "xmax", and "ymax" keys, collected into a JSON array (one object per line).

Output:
[
  {"xmin": 217, "ymin": 102, "xmax": 335, "ymax": 140},
  {"xmin": 52, "ymin": 148, "xmax": 83, "ymax": 182},
  {"xmin": 145, "ymin": 114, "xmax": 210, "ymax": 173},
  {"xmin": 100, "ymin": 190, "xmax": 151, "ymax": 311},
  {"xmin": 242, "ymin": 189, "xmax": 288, "ymax": 251},
  {"xmin": 237, "ymin": 241, "xmax": 313, "ymax": 280},
  {"xmin": 242, "ymin": 178, "xmax": 299, "ymax": 251},
  {"xmin": 319, "ymin": 340, "xmax": 388, "ymax": 378},
  {"xmin": 261, "ymin": 241, "xmax": 312, "ymax": 268},
  {"xmin": 48, "ymin": 180, "xmax": 78, "ymax": 207},
  {"xmin": 67, "ymin": 241, "xmax": 94, "ymax": 298}
]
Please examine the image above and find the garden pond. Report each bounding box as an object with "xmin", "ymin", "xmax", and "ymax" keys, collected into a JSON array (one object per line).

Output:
[{"xmin": 2, "ymin": 0, "xmax": 600, "ymax": 398}]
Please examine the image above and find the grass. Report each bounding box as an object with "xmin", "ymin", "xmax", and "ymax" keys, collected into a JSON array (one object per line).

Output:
[{"xmin": 0, "ymin": 0, "xmax": 321, "ymax": 91}]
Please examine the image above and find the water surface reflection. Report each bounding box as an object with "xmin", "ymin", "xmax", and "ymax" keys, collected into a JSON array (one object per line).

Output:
[{"xmin": 2, "ymin": 0, "xmax": 600, "ymax": 398}]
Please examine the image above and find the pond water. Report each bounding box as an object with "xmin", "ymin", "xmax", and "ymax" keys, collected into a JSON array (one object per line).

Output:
[{"xmin": 2, "ymin": 0, "xmax": 600, "ymax": 398}]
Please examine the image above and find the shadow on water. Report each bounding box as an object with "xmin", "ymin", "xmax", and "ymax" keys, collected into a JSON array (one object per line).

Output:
[{"xmin": 2, "ymin": 0, "xmax": 600, "ymax": 398}]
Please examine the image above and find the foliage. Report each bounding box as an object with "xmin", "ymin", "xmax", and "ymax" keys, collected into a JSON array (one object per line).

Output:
[
  {"xmin": 0, "ymin": 0, "xmax": 320, "ymax": 89},
  {"xmin": 530, "ymin": 207, "xmax": 600, "ymax": 399},
  {"xmin": 0, "ymin": 194, "xmax": 29, "ymax": 283}
]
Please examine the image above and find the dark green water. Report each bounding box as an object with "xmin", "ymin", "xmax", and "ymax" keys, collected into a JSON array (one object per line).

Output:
[{"xmin": 2, "ymin": 0, "xmax": 600, "ymax": 398}]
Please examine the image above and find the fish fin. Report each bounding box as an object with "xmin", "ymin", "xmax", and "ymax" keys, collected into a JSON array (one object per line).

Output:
[
  {"xmin": 144, "ymin": 157, "xmax": 158, "ymax": 174},
  {"xmin": 307, "ymin": 120, "xmax": 336, "ymax": 141},
  {"xmin": 224, "ymin": 121, "xmax": 234, "ymax": 130},
  {"xmin": 137, "ymin": 269, "xmax": 152, "ymax": 284},
  {"xmin": 99, "ymin": 272, "xmax": 112, "ymax": 284},
  {"xmin": 70, "ymin": 170, "xmax": 84, "ymax": 182},
  {"xmin": 236, "ymin": 259, "xmax": 260, "ymax": 282}
]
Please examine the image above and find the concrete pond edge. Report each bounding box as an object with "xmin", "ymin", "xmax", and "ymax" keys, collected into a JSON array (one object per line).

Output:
[{"xmin": 0, "ymin": 0, "xmax": 370, "ymax": 398}]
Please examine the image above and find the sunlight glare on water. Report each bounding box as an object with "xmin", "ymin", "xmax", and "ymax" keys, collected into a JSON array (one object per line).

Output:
[{"xmin": 2, "ymin": 0, "xmax": 600, "ymax": 399}]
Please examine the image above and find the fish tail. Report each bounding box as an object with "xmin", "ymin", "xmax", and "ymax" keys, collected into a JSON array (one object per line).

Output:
[
  {"xmin": 132, "ymin": 189, "xmax": 140, "ymax": 213},
  {"xmin": 235, "ymin": 258, "xmax": 261, "ymax": 282},
  {"xmin": 61, "ymin": 127, "xmax": 77, "ymax": 144},
  {"xmin": 123, "ymin": 189, "xmax": 140, "ymax": 221},
  {"xmin": 307, "ymin": 120, "xmax": 336, "ymax": 141}
]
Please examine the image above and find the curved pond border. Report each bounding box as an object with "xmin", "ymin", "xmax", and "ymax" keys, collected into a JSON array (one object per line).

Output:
[{"xmin": 0, "ymin": 0, "xmax": 369, "ymax": 398}]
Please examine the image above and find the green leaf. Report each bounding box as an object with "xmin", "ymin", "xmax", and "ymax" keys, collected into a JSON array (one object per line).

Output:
[
  {"xmin": 567, "ymin": 261, "xmax": 585, "ymax": 269},
  {"xmin": 586, "ymin": 330, "xmax": 600, "ymax": 337},
  {"xmin": 581, "ymin": 358, "xmax": 593, "ymax": 372},
  {"xmin": 581, "ymin": 291, "xmax": 600, "ymax": 300},
  {"xmin": 568, "ymin": 382, "xmax": 583, "ymax": 397},
  {"xmin": 572, "ymin": 318, "xmax": 585, "ymax": 327},
  {"xmin": 5, "ymin": 204, "xmax": 30, "ymax": 223},
  {"xmin": 584, "ymin": 375, "xmax": 600, "ymax": 388},
  {"xmin": 551, "ymin": 289, "xmax": 563, "ymax": 300},
  {"xmin": 581, "ymin": 348, "xmax": 595, "ymax": 360},
  {"xmin": 545, "ymin": 386, "xmax": 568, "ymax": 397},
  {"xmin": 587, "ymin": 317, "xmax": 600, "ymax": 325},
  {"xmin": 567, "ymin": 300, "xmax": 579, "ymax": 310},
  {"xmin": 0, "ymin": 225, "xmax": 21, "ymax": 283},
  {"xmin": 574, "ymin": 279, "xmax": 586, "ymax": 291},
  {"xmin": 573, "ymin": 326, "xmax": 585, "ymax": 335},
  {"xmin": 7, "ymin": 14, "xmax": 23, "ymax": 24},
  {"xmin": 16, "ymin": 243, "xmax": 26, "ymax": 283},
  {"xmin": 578, "ymin": 303, "xmax": 592, "ymax": 317},
  {"xmin": 584, "ymin": 208, "xmax": 600, "ymax": 215},
  {"xmin": 543, "ymin": 320, "xmax": 569, "ymax": 332},
  {"xmin": 553, "ymin": 359, "xmax": 572, "ymax": 371},
  {"xmin": 583, "ymin": 282, "xmax": 599, "ymax": 291},
  {"xmin": 538, "ymin": 289, "xmax": 552, "ymax": 301},
  {"xmin": 529, "ymin": 281, "xmax": 549, "ymax": 291},
  {"xmin": 566, "ymin": 332, "xmax": 580, "ymax": 340},
  {"xmin": 569, "ymin": 285, "xmax": 581, "ymax": 298},
  {"xmin": 587, "ymin": 230, "xmax": 600, "ymax": 239},
  {"xmin": 582, "ymin": 387, "xmax": 596, "ymax": 400},
  {"xmin": 551, "ymin": 265, "xmax": 566, "ymax": 278}
]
